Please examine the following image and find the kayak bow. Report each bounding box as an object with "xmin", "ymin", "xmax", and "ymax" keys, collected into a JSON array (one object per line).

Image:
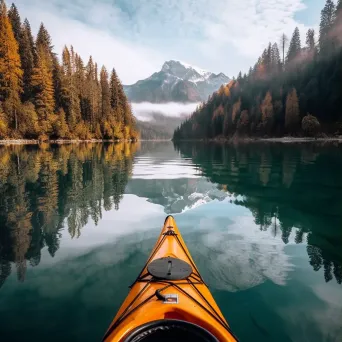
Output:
[{"xmin": 103, "ymin": 215, "xmax": 238, "ymax": 342}]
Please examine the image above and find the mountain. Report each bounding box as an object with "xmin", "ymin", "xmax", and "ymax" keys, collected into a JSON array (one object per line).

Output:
[{"xmin": 124, "ymin": 60, "xmax": 230, "ymax": 103}]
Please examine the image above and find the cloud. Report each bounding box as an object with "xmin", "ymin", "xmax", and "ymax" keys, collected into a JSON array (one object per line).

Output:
[
  {"xmin": 14, "ymin": 1, "xmax": 166, "ymax": 84},
  {"xmin": 195, "ymin": 215, "xmax": 294, "ymax": 291},
  {"xmin": 14, "ymin": 0, "xmax": 314, "ymax": 81},
  {"xmin": 131, "ymin": 102, "xmax": 199, "ymax": 121}
]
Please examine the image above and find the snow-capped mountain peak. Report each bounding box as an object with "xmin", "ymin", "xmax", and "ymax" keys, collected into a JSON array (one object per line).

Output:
[
  {"xmin": 124, "ymin": 60, "xmax": 230, "ymax": 103},
  {"xmin": 178, "ymin": 61, "xmax": 212, "ymax": 79},
  {"xmin": 161, "ymin": 60, "xmax": 214, "ymax": 83}
]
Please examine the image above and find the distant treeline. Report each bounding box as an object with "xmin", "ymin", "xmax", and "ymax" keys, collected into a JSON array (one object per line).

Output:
[
  {"xmin": 0, "ymin": 1, "xmax": 138, "ymax": 141},
  {"xmin": 174, "ymin": 0, "xmax": 342, "ymax": 140},
  {"xmin": 137, "ymin": 113, "xmax": 183, "ymax": 140}
]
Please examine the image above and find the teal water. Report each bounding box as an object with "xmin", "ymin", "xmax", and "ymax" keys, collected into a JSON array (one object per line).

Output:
[{"xmin": 0, "ymin": 141, "xmax": 341, "ymax": 341}]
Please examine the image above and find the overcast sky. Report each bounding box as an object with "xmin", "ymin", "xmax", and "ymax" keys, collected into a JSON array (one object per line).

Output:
[{"xmin": 13, "ymin": 0, "xmax": 326, "ymax": 85}]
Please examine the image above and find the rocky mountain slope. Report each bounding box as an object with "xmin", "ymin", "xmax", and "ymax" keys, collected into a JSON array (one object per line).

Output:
[{"xmin": 124, "ymin": 60, "xmax": 230, "ymax": 103}]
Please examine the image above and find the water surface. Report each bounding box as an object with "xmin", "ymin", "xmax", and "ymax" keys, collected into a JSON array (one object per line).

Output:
[{"xmin": 0, "ymin": 141, "xmax": 341, "ymax": 341}]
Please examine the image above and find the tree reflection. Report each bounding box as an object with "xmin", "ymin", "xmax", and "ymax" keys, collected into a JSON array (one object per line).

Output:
[
  {"xmin": 174, "ymin": 141, "xmax": 342, "ymax": 285},
  {"xmin": 0, "ymin": 143, "xmax": 138, "ymax": 288}
]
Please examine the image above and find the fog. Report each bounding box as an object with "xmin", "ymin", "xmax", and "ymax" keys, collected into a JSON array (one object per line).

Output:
[{"xmin": 131, "ymin": 102, "xmax": 200, "ymax": 121}]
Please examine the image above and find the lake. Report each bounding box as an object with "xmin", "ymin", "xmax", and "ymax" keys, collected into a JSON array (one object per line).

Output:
[{"xmin": 0, "ymin": 141, "xmax": 341, "ymax": 342}]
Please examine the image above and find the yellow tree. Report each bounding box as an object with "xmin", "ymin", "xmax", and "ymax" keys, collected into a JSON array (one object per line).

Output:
[
  {"xmin": 0, "ymin": 0, "xmax": 23, "ymax": 132},
  {"xmin": 285, "ymin": 88, "xmax": 300, "ymax": 133},
  {"xmin": 31, "ymin": 47, "xmax": 55, "ymax": 133},
  {"xmin": 261, "ymin": 91, "xmax": 274, "ymax": 133},
  {"xmin": 31, "ymin": 24, "xmax": 55, "ymax": 135},
  {"xmin": 232, "ymin": 98, "xmax": 241, "ymax": 124}
]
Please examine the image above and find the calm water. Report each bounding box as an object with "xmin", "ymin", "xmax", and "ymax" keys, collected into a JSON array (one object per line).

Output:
[{"xmin": 0, "ymin": 141, "xmax": 341, "ymax": 342}]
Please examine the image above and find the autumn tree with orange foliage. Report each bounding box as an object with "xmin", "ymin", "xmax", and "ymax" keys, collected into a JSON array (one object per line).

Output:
[
  {"xmin": 0, "ymin": 0, "xmax": 22, "ymax": 134},
  {"xmin": 261, "ymin": 91, "xmax": 274, "ymax": 134},
  {"xmin": 0, "ymin": 0, "xmax": 138, "ymax": 141},
  {"xmin": 285, "ymin": 88, "xmax": 300, "ymax": 133}
]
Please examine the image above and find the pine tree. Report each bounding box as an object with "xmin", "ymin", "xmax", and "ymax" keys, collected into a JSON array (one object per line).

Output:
[
  {"xmin": 52, "ymin": 53, "xmax": 62, "ymax": 110},
  {"xmin": 110, "ymin": 68, "xmax": 121, "ymax": 122},
  {"xmin": 266, "ymin": 43, "xmax": 272, "ymax": 74},
  {"xmin": 20, "ymin": 19, "xmax": 35, "ymax": 101},
  {"xmin": 36, "ymin": 23, "xmax": 53, "ymax": 57},
  {"xmin": 32, "ymin": 25, "xmax": 55, "ymax": 132},
  {"xmin": 271, "ymin": 43, "xmax": 281, "ymax": 74},
  {"xmin": 7, "ymin": 3, "xmax": 21, "ymax": 43},
  {"xmin": 85, "ymin": 56, "xmax": 96, "ymax": 130},
  {"xmin": 306, "ymin": 29, "xmax": 316, "ymax": 51},
  {"xmin": 31, "ymin": 47, "xmax": 55, "ymax": 132},
  {"xmin": 285, "ymin": 88, "xmax": 300, "ymax": 133},
  {"xmin": 94, "ymin": 62, "xmax": 101, "ymax": 127},
  {"xmin": 100, "ymin": 66, "xmax": 111, "ymax": 122},
  {"xmin": 319, "ymin": 0, "xmax": 336, "ymax": 55},
  {"xmin": 60, "ymin": 46, "xmax": 80, "ymax": 131},
  {"xmin": 286, "ymin": 27, "xmax": 301, "ymax": 64},
  {"xmin": 117, "ymin": 73, "xmax": 128, "ymax": 125},
  {"xmin": 0, "ymin": 0, "xmax": 23, "ymax": 131},
  {"xmin": 23, "ymin": 19, "xmax": 36, "ymax": 61}
]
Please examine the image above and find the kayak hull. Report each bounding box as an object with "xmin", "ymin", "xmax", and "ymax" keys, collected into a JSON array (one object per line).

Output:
[{"xmin": 103, "ymin": 216, "xmax": 238, "ymax": 342}]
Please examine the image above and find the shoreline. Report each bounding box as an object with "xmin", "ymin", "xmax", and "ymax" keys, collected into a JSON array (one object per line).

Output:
[
  {"xmin": 173, "ymin": 136, "xmax": 342, "ymax": 144},
  {"xmin": 0, "ymin": 139, "xmax": 139, "ymax": 145},
  {"xmin": 1, "ymin": 136, "xmax": 342, "ymax": 145}
]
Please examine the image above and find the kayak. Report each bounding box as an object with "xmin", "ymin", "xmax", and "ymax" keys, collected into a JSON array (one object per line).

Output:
[{"xmin": 103, "ymin": 215, "xmax": 239, "ymax": 342}]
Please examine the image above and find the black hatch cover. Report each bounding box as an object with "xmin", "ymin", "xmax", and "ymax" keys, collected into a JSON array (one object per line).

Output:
[{"xmin": 147, "ymin": 257, "xmax": 192, "ymax": 280}]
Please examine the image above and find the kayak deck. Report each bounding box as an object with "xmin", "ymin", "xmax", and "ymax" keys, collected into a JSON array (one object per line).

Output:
[{"xmin": 103, "ymin": 215, "xmax": 238, "ymax": 342}]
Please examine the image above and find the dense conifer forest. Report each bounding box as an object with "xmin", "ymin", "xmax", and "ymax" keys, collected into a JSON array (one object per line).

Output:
[
  {"xmin": 174, "ymin": 0, "xmax": 342, "ymax": 140},
  {"xmin": 0, "ymin": 1, "xmax": 138, "ymax": 141}
]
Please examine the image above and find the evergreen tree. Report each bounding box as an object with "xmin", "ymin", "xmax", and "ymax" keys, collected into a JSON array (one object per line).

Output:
[
  {"xmin": 23, "ymin": 19, "xmax": 36, "ymax": 61},
  {"xmin": 110, "ymin": 68, "xmax": 120, "ymax": 121},
  {"xmin": 286, "ymin": 27, "xmax": 301, "ymax": 64},
  {"xmin": 306, "ymin": 29, "xmax": 316, "ymax": 51},
  {"xmin": 32, "ymin": 23, "xmax": 55, "ymax": 130},
  {"xmin": 100, "ymin": 66, "xmax": 111, "ymax": 125},
  {"xmin": 36, "ymin": 23, "xmax": 53, "ymax": 57},
  {"xmin": 60, "ymin": 46, "xmax": 80, "ymax": 131},
  {"xmin": 31, "ymin": 46, "xmax": 55, "ymax": 132},
  {"xmin": 117, "ymin": 75, "xmax": 129, "ymax": 126},
  {"xmin": 52, "ymin": 53, "xmax": 62, "ymax": 111},
  {"xmin": 271, "ymin": 43, "xmax": 281, "ymax": 74},
  {"xmin": 85, "ymin": 56, "xmax": 96, "ymax": 131},
  {"xmin": 319, "ymin": 0, "xmax": 336, "ymax": 55},
  {"xmin": 7, "ymin": 3, "xmax": 20, "ymax": 42},
  {"xmin": 20, "ymin": 19, "xmax": 35, "ymax": 101},
  {"xmin": 0, "ymin": 0, "xmax": 22, "ymax": 131}
]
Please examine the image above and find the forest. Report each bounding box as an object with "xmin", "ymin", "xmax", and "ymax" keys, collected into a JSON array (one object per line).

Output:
[
  {"xmin": 0, "ymin": 142, "xmax": 138, "ymax": 287},
  {"xmin": 0, "ymin": 1, "xmax": 138, "ymax": 141},
  {"xmin": 174, "ymin": 0, "xmax": 342, "ymax": 140}
]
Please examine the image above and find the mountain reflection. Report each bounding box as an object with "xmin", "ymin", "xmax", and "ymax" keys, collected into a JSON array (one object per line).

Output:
[
  {"xmin": 174, "ymin": 141, "xmax": 342, "ymax": 285},
  {"xmin": 0, "ymin": 143, "xmax": 138, "ymax": 288}
]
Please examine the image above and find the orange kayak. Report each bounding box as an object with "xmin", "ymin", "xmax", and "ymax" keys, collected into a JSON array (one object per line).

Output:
[{"xmin": 103, "ymin": 215, "xmax": 239, "ymax": 342}]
